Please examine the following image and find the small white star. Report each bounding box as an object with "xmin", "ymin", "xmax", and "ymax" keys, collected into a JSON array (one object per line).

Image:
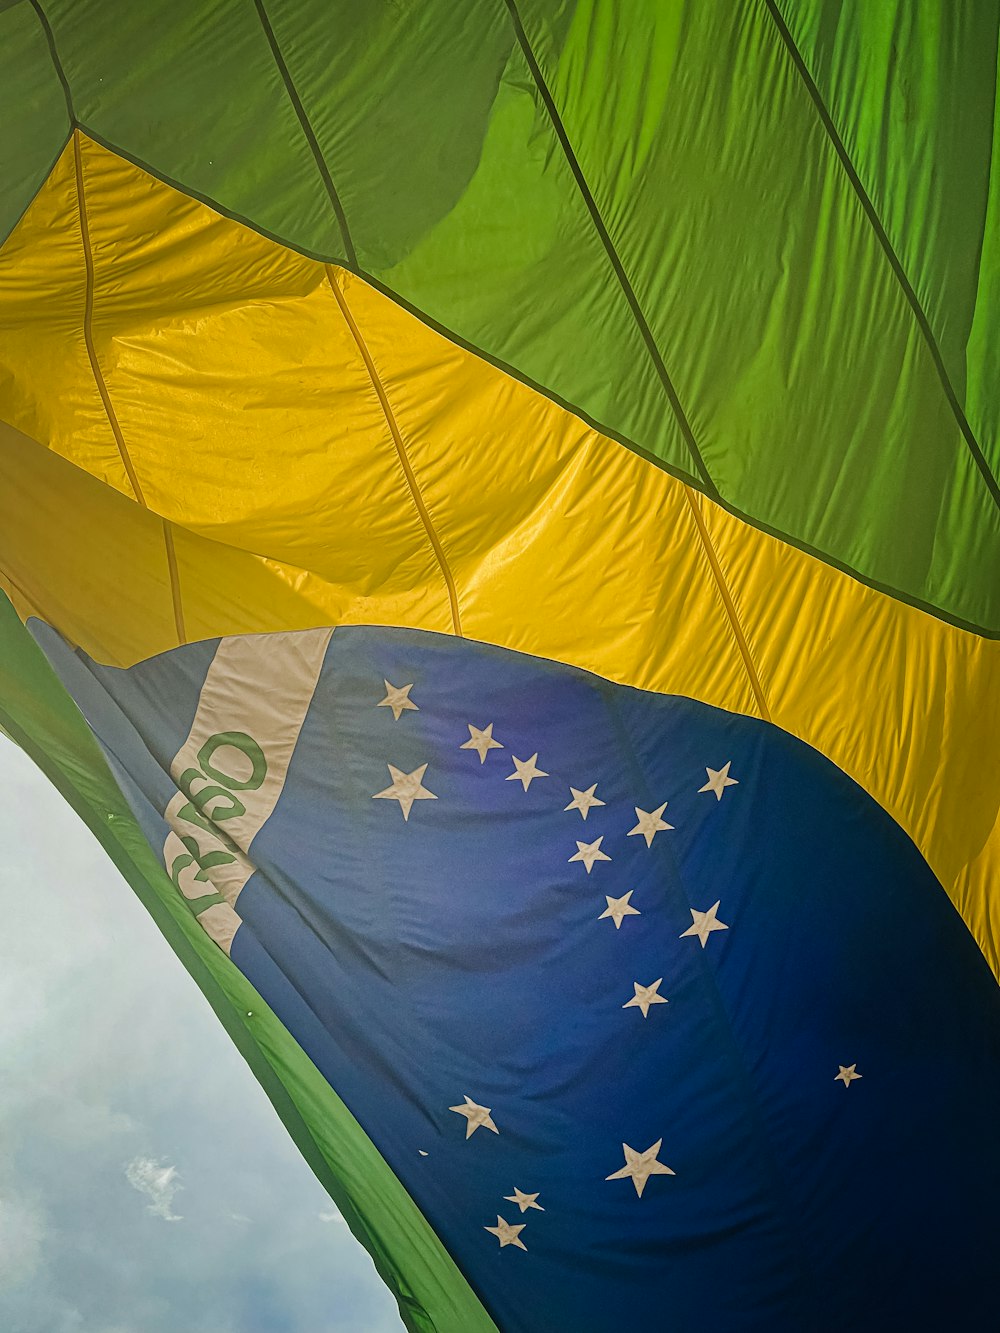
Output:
[
  {"xmin": 699, "ymin": 761, "xmax": 738, "ymax": 801},
  {"xmin": 460, "ymin": 723, "xmax": 503, "ymax": 763},
  {"xmin": 504, "ymin": 1187, "xmax": 543, "ymax": 1214},
  {"xmin": 506, "ymin": 753, "xmax": 549, "ymax": 791},
  {"xmin": 449, "ymin": 1095, "xmax": 499, "ymax": 1139},
  {"xmin": 564, "ymin": 783, "xmax": 606, "ymax": 820},
  {"xmin": 599, "ymin": 891, "xmax": 641, "ymax": 930},
  {"xmin": 680, "ymin": 900, "xmax": 729, "ymax": 947},
  {"xmin": 484, "ymin": 1216, "xmax": 527, "ymax": 1250},
  {"xmin": 627, "ymin": 802, "xmax": 674, "ymax": 847},
  {"xmin": 372, "ymin": 763, "xmax": 437, "ymax": 821},
  {"xmin": 569, "ymin": 836, "xmax": 611, "ymax": 874},
  {"xmin": 606, "ymin": 1140, "xmax": 675, "ymax": 1197},
  {"xmin": 622, "ymin": 978, "xmax": 668, "ymax": 1018},
  {"xmin": 835, "ymin": 1064, "xmax": 862, "ymax": 1087},
  {"xmin": 377, "ymin": 679, "xmax": 418, "ymax": 721}
]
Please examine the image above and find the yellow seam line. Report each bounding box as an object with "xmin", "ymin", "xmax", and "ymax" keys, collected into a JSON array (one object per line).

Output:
[
  {"xmin": 71, "ymin": 132, "xmax": 186, "ymax": 646},
  {"xmin": 325, "ymin": 266, "xmax": 464, "ymax": 637},
  {"xmin": 162, "ymin": 519, "xmax": 188, "ymax": 645},
  {"xmin": 681, "ymin": 486, "xmax": 771, "ymax": 722},
  {"xmin": 72, "ymin": 132, "xmax": 145, "ymax": 506}
]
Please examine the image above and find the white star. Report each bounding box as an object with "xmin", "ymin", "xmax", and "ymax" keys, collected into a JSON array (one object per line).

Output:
[
  {"xmin": 504, "ymin": 1187, "xmax": 543, "ymax": 1214},
  {"xmin": 599, "ymin": 891, "xmax": 641, "ymax": 930},
  {"xmin": 372, "ymin": 763, "xmax": 437, "ymax": 820},
  {"xmin": 835, "ymin": 1064, "xmax": 862, "ymax": 1087},
  {"xmin": 569, "ymin": 836, "xmax": 611, "ymax": 874},
  {"xmin": 699, "ymin": 761, "xmax": 738, "ymax": 800},
  {"xmin": 484, "ymin": 1215, "xmax": 527, "ymax": 1250},
  {"xmin": 627, "ymin": 802, "xmax": 674, "ymax": 847},
  {"xmin": 377, "ymin": 679, "xmax": 418, "ymax": 721},
  {"xmin": 622, "ymin": 978, "xmax": 668, "ymax": 1018},
  {"xmin": 506, "ymin": 753, "xmax": 549, "ymax": 791},
  {"xmin": 605, "ymin": 1140, "xmax": 675, "ymax": 1197},
  {"xmin": 460, "ymin": 723, "xmax": 503, "ymax": 763},
  {"xmin": 680, "ymin": 900, "xmax": 729, "ymax": 947},
  {"xmin": 564, "ymin": 783, "xmax": 606, "ymax": 820},
  {"xmin": 449, "ymin": 1095, "xmax": 499, "ymax": 1139}
]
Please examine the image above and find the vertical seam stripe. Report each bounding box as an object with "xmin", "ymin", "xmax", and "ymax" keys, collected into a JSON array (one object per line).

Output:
[
  {"xmin": 162, "ymin": 519, "xmax": 187, "ymax": 645},
  {"xmin": 502, "ymin": 0, "xmax": 717, "ymax": 498},
  {"xmin": 71, "ymin": 130, "xmax": 186, "ymax": 645},
  {"xmin": 325, "ymin": 267, "xmax": 463, "ymax": 637},
  {"xmin": 252, "ymin": 0, "xmax": 358, "ymax": 268},
  {"xmin": 682, "ymin": 486, "xmax": 771, "ymax": 721},
  {"xmin": 762, "ymin": 0, "xmax": 1000, "ymax": 508}
]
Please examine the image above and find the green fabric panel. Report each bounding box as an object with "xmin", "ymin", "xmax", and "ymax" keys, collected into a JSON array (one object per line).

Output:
[
  {"xmin": 235, "ymin": 0, "xmax": 700, "ymax": 480},
  {"xmin": 776, "ymin": 0, "xmax": 1000, "ymax": 479},
  {"xmin": 39, "ymin": 0, "xmax": 343, "ymax": 255},
  {"xmin": 0, "ymin": 1, "xmax": 69, "ymax": 241},
  {"xmin": 2, "ymin": 0, "xmax": 998, "ymax": 629},
  {"xmin": 0, "ymin": 592, "xmax": 497, "ymax": 1333},
  {"xmin": 514, "ymin": 0, "xmax": 1000, "ymax": 630},
  {"xmin": 967, "ymin": 48, "xmax": 1000, "ymax": 478}
]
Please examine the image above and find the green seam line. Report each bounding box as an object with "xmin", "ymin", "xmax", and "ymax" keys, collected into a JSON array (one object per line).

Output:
[
  {"xmin": 502, "ymin": 0, "xmax": 717, "ymax": 499},
  {"xmin": 251, "ymin": 0, "xmax": 357, "ymax": 267},
  {"xmin": 28, "ymin": 0, "xmax": 72, "ymax": 124},
  {"xmin": 761, "ymin": 0, "xmax": 1000, "ymax": 509}
]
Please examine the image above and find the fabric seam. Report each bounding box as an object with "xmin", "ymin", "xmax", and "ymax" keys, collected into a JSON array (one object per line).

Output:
[
  {"xmin": 501, "ymin": 0, "xmax": 717, "ymax": 498},
  {"xmin": 251, "ymin": 0, "xmax": 358, "ymax": 267},
  {"xmin": 682, "ymin": 487, "xmax": 771, "ymax": 721},
  {"xmin": 325, "ymin": 268, "xmax": 464, "ymax": 637},
  {"xmin": 71, "ymin": 131, "xmax": 186, "ymax": 646},
  {"xmin": 762, "ymin": 0, "xmax": 1000, "ymax": 508}
]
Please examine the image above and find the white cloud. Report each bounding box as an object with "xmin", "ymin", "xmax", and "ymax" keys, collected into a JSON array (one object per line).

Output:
[
  {"xmin": 318, "ymin": 1206, "xmax": 346, "ymax": 1225},
  {"xmin": 0, "ymin": 1192, "xmax": 46, "ymax": 1283},
  {"xmin": 125, "ymin": 1156, "xmax": 183, "ymax": 1222}
]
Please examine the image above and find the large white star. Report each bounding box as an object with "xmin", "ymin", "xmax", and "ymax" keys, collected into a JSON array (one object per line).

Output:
[
  {"xmin": 484, "ymin": 1216, "xmax": 527, "ymax": 1250},
  {"xmin": 506, "ymin": 753, "xmax": 549, "ymax": 791},
  {"xmin": 835, "ymin": 1064, "xmax": 862, "ymax": 1087},
  {"xmin": 504, "ymin": 1187, "xmax": 543, "ymax": 1214},
  {"xmin": 605, "ymin": 1140, "xmax": 675, "ymax": 1197},
  {"xmin": 377, "ymin": 679, "xmax": 418, "ymax": 721},
  {"xmin": 627, "ymin": 802, "xmax": 674, "ymax": 847},
  {"xmin": 680, "ymin": 900, "xmax": 729, "ymax": 947},
  {"xmin": 460, "ymin": 722, "xmax": 503, "ymax": 763},
  {"xmin": 568, "ymin": 836, "xmax": 611, "ymax": 873},
  {"xmin": 564, "ymin": 783, "xmax": 606, "ymax": 820},
  {"xmin": 449, "ymin": 1095, "xmax": 499, "ymax": 1138},
  {"xmin": 372, "ymin": 763, "xmax": 437, "ymax": 821},
  {"xmin": 699, "ymin": 761, "xmax": 738, "ymax": 801},
  {"xmin": 622, "ymin": 978, "xmax": 668, "ymax": 1018},
  {"xmin": 599, "ymin": 891, "xmax": 640, "ymax": 930}
]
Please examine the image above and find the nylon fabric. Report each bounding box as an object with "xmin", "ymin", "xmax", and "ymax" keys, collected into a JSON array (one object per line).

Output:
[
  {"xmin": 0, "ymin": 137, "xmax": 997, "ymax": 975},
  {"xmin": 773, "ymin": 0, "xmax": 1000, "ymax": 480},
  {"xmin": 0, "ymin": 590, "xmax": 497, "ymax": 1333},
  {"xmin": 3, "ymin": 1, "xmax": 997, "ymax": 627},
  {"xmin": 33, "ymin": 620, "xmax": 1000, "ymax": 1333}
]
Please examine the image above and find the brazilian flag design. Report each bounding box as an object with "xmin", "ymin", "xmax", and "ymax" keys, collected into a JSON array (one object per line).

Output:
[{"xmin": 1, "ymin": 3, "xmax": 999, "ymax": 1329}]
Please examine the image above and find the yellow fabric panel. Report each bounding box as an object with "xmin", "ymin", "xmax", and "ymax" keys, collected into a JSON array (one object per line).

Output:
[
  {"xmin": 0, "ymin": 141, "xmax": 134, "ymax": 496},
  {"xmin": 0, "ymin": 134, "xmax": 996, "ymax": 975},
  {"xmin": 0, "ymin": 419, "xmax": 179, "ymax": 662}
]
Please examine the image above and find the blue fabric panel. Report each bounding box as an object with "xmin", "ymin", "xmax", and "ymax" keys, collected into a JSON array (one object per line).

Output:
[{"xmin": 38, "ymin": 622, "xmax": 1000, "ymax": 1332}]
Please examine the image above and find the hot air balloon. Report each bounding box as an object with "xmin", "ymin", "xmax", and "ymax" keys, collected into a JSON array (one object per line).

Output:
[{"xmin": 1, "ymin": 2, "xmax": 998, "ymax": 1328}]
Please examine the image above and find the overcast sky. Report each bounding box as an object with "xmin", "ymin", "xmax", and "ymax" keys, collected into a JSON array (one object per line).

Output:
[{"xmin": 0, "ymin": 736, "xmax": 402, "ymax": 1333}]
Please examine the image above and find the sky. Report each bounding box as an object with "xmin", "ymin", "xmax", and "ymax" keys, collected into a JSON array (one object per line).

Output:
[{"xmin": 0, "ymin": 736, "xmax": 402, "ymax": 1333}]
